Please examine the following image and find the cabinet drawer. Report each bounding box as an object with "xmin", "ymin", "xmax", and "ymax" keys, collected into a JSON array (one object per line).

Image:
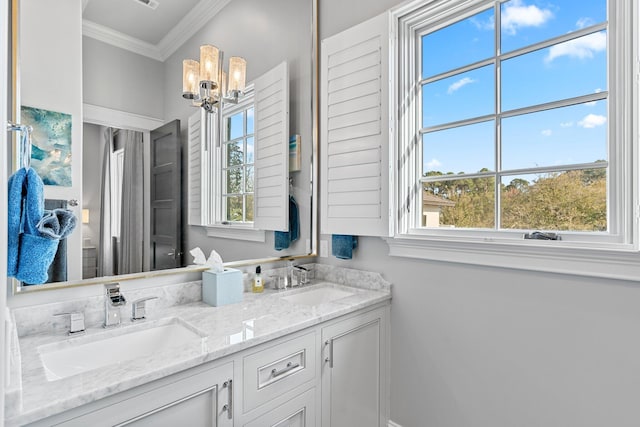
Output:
[
  {"xmin": 243, "ymin": 331, "xmax": 316, "ymax": 413},
  {"xmin": 243, "ymin": 387, "xmax": 315, "ymax": 427}
]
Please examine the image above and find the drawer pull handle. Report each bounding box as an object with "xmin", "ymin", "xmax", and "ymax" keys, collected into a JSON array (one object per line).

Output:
[{"xmin": 271, "ymin": 361, "xmax": 300, "ymax": 378}]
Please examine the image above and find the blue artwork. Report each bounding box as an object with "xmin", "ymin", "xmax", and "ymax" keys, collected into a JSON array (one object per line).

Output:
[{"xmin": 21, "ymin": 106, "xmax": 72, "ymax": 187}]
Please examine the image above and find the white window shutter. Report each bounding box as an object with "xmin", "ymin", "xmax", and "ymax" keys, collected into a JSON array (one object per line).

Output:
[
  {"xmin": 187, "ymin": 109, "xmax": 209, "ymax": 225},
  {"xmin": 254, "ymin": 61, "xmax": 290, "ymax": 231},
  {"xmin": 321, "ymin": 12, "xmax": 391, "ymax": 237}
]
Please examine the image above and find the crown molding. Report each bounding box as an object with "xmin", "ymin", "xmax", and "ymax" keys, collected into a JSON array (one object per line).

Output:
[
  {"xmin": 81, "ymin": 0, "xmax": 232, "ymax": 62},
  {"xmin": 157, "ymin": 0, "xmax": 233, "ymax": 61},
  {"xmin": 82, "ymin": 19, "xmax": 163, "ymax": 61}
]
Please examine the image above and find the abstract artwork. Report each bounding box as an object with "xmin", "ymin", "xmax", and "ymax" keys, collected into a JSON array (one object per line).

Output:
[{"xmin": 21, "ymin": 105, "xmax": 72, "ymax": 186}]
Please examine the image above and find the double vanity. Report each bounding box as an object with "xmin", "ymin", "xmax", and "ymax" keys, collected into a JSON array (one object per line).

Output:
[{"xmin": 5, "ymin": 265, "xmax": 391, "ymax": 426}]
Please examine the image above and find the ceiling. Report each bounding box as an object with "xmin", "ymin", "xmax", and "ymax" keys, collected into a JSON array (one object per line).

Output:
[{"xmin": 82, "ymin": 0, "xmax": 232, "ymax": 61}]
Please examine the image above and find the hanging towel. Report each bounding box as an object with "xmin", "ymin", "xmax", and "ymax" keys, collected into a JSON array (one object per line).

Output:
[
  {"xmin": 331, "ymin": 235, "xmax": 358, "ymax": 260},
  {"xmin": 274, "ymin": 196, "xmax": 300, "ymax": 250},
  {"xmin": 7, "ymin": 168, "xmax": 28, "ymax": 277},
  {"xmin": 7, "ymin": 167, "xmax": 69, "ymax": 284}
]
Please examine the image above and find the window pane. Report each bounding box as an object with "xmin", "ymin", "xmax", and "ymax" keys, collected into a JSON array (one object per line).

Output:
[
  {"xmin": 226, "ymin": 140, "xmax": 243, "ymax": 167},
  {"xmin": 423, "ymin": 65, "xmax": 494, "ymax": 128},
  {"xmin": 501, "ymin": 170, "xmax": 606, "ymax": 231},
  {"xmin": 502, "ymin": 31, "xmax": 607, "ymax": 111},
  {"xmin": 226, "ymin": 111, "xmax": 243, "ymax": 141},
  {"xmin": 245, "ymin": 195, "xmax": 254, "ymax": 222},
  {"xmin": 245, "ymin": 166, "xmax": 254, "ymax": 192},
  {"xmin": 422, "ymin": 177, "xmax": 495, "ymax": 229},
  {"xmin": 225, "ymin": 196, "xmax": 243, "ymax": 222},
  {"xmin": 423, "ymin": 120, "xmax": 495, "ymax": 175},
  {"xmin": 421, "ymin": 7, "xmax": 494, "ymax": 79},
  {"xmin": 246, "ymin": 108, "xmax": 254, "ymax": 134},
  {"xmin": 246, "ymin": 137, "xmax": 254, "ymax": 164},
  {"xmin": 501, "ymin": 0, "xmax": 606, "ymax": 53},
  {"xmin": 226, "ymin": 167, "xmax": 243, "ymax": 194},
  {"xmin": 502, "ymin": 102, "xmax": 607, "ymax": 170}
]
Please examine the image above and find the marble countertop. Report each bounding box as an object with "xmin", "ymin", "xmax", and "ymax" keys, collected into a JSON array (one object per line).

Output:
[{"xmin": 6, "ymin": 276, "xmax": 391, "ymax": 426}]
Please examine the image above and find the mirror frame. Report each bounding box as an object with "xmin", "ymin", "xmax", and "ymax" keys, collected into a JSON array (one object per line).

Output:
[{"xmin": 9, "ymin": 0, "xmax": 318, "ymax": 294}]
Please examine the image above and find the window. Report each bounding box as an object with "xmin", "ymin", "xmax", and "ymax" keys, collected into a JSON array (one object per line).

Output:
[
  {"xmin": 220, "ymin": 100, "xmax": 255, "ymax": 224},
  {"xmin": 396, "ymin": 0, "xmax": 636, "ymax": 249}
]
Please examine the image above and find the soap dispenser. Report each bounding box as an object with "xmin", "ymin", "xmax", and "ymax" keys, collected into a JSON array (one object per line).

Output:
[{"xmin": 252, "ymin": 266, "xmax": 264, "ymax": 293}]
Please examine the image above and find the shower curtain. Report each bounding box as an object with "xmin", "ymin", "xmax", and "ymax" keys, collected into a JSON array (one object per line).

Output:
[
  {"xmin": 118, "ymin": 129, "xmax": 144, "ymax": 274},
  {"xmin": 97, "ymin": 127, "xmax": 114, "ymax": 277}
]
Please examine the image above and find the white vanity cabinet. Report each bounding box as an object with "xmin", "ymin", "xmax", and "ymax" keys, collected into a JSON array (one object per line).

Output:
[
  {"xmin": 321, "ymin": 306, "xmax": 390, "ymax": 427},
  {"xmin": 22, "ymin": 302, "xmax": 390, "ymax": 427},
  {"xmin": 28, "ymin": 362, "xmax": 234, "ymax": 427}
]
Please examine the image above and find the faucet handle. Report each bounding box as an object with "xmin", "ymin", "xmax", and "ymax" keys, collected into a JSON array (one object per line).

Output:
[
  {"xmin": 131, "ymin": 296, "xmax": 158, "ymax": 321},
  {"xmin": 54, "ymin": 312, "xmax": 85, "ymax": 335}
]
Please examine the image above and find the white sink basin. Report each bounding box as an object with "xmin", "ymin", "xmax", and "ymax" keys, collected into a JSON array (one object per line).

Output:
[
  {"xmin": 39, "ymin": 317, "xmax": 206, "ymax": 381},
  {"xmin": 281, "ymin": 286, "xmax": 355, "ymax": 306}
]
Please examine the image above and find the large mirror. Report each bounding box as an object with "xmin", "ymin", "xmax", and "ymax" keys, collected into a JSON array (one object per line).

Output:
[{"xmin": 9, "ymin": 0, "xmax": 317, "ymax": 293}]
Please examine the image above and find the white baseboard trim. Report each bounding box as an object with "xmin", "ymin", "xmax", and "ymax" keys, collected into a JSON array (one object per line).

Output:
[{"xmin": 389, "ymin": 420, "xmax": 403, "ymax": 427}]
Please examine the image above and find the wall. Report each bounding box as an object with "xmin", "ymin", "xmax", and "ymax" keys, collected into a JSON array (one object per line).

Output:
[
  {"xmin": 320, "ymin": 1, "xmax": 640, "ymax": 426},
  {"xmin": 1, "ymin": 0, "xmax": 10, "ymax": 421},
  {"xmin": 19, "ymin": 0, "xmax": 83, "ymax": 281},
  {"xmin": 83, "ymin": 36, "xmax": 164, "ymax": 120},
  {"xmin": 82, "ymin": 123, "xmax": 103, "ymax": 247},
  {"xmin": 163, "ymin": 0, "xmax": 313, "ymax": 263}
]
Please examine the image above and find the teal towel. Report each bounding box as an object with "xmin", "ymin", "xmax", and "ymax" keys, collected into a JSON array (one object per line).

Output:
[
  {"xmin": 7, "ymin": 168, "xmax": 28, "ymax": 276},
  {"xmin": 274, "ymin": 196, "xmax": 300, "ymax": 250},
  {"xmin": 331, "ymin": 235, "xmax": 358, "ymax": 260}
]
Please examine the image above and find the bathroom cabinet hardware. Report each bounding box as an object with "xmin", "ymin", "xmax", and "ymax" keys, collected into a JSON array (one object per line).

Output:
[
  {"xmin": 54, "ymin": 312, "xmax": 85, "ymax": 335},
  {"xmin": 271, "ymin": 361, "xmax": 301, "ymax": 378},
  {"xmin": 67, "ymin": 199, "xmax": 79, "ymax": 207},
  {"xmin": 131, "ymin": 296, "xmax": 158, "ymax": 321},
  {"xmin": 223, "ymin": 379, "xmax": 233, "ymax": 419}
]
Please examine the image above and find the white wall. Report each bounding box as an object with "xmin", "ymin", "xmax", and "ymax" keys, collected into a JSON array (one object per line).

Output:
[
  {"xmin": 83, "ymin": 36, "xmax": 164, "ymax": 120},
  {"xmin": 19, "ymin": 0, "xmax": 83, "ymax": 281},
  {"xmin": 163, "ymin": 0, "xmax": 313, "ymax": 263},
  {"xmin": 319, "ymin": 1, "xmax": 640, "ymax": 426},
  {"xmin": 82, "ymin": 123, "xmax": 102, "ymax": 247},
  {"xmin": 1, "ymin": 0, "xmax": 9, "ymax": 422}
]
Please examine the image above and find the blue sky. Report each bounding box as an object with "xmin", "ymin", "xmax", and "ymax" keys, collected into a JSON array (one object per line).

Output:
[{"xmin": 421, "ymin": 0, "xmax": 607, "ymax": 180}]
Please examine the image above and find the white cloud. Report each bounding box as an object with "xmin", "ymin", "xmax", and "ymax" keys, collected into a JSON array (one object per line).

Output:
[
  {"xmin": 576, "ymin": 17, "xmax": 595, "ymax": 29},
  {"xmin": 560, "ymin": 121, "xmax": 574, "ymax": 127},
  {"xmin": 447, "ymin": 77, "xmax": 476, "ymax": 94},
  {"xmin": 541, "ymin": 129, "xmax": 552, "ymax": 137},
  {"xmin": 578, "ymin": 114, "xmax": 607, "ymax": 128},
  {"xmin": 426, "ymin": 158, "xmax": 442, "ymax": 169},
  {"xmin": 545, "ymin": 31, "xmax": 606, "ymax": 63},
  {"xmin": 471, "ymin": 16, "xmax": 495, "ymax": 31},
  {"xmin": 502, "ymin": 0, "xmax": 553, "ymax": 35}
]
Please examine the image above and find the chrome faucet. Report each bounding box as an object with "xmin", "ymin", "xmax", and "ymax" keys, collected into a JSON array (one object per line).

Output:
[
  {"xmin": 54, "ymin": 311, "xmax": 85, "ymax": 335},
  {"xmin": 131, "ymin": 296, "xmax": 158, "ymax": 321},
  {"xmin": 104, "ymin": 283, "xmax": 126, "ymax": 328},
  {"xmin": 293, "ymin": 265, "xmax": 311, "ymax": 286}
]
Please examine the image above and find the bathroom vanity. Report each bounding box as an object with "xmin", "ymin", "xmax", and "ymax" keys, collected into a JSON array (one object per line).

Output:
[{"xmin": 5, "ymin": 266, "xmax": 391, "ymax": 426}]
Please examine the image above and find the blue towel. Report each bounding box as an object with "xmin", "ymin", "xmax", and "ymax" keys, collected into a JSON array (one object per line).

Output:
[
  {"xmin": 274, "ymin": 196, "xmax": 300, "ymax": 250},
  {"xmin": 7, "ymin": 167, "xmax": 68, "ymax": 284},
  {"xmin": 331, "ymin": 235, "xmax": 358, "ymax": 260},
  {"xmin": 38, "ymin": 208, "xmax": 77, "ymax": 240}
]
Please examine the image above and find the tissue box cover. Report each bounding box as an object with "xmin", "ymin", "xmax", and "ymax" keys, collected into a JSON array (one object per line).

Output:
[{"xmin": 202, "ymin": 268, "xmax": 243, "ymax": 307}]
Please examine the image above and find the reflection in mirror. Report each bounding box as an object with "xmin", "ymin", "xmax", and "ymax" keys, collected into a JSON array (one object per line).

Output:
[{"xmin": 11, "ymin": 0, "xmax": 317, "ymax": 292}]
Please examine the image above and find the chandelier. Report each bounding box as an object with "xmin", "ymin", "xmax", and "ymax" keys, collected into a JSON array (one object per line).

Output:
[{"xmin": 182, "ymin": 45, "xmax": 247, "ymax": 113}]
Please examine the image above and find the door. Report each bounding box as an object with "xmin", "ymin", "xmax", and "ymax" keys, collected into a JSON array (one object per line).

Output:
[
  {"xmin": 150, "ymin": 120, "xmax": 182, "ymax": 270},
  {"xmin": 321, "ymin": 311, "xmax": 382, "ymax": 427}
]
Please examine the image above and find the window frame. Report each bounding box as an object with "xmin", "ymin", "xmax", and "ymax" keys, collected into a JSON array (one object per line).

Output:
[
  {"xmin": 204, "ymin": 84, "xmax": 266, "ymax": 242},
  {"xmin": 390, "ymin": 0, "xmax": 640, "ymax": 279}
]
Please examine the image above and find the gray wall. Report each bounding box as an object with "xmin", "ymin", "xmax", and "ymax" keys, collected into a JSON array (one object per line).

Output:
[
  {"xmin": 319, "ymin": 1, "xmax": 640, "ymax": 426},
  {"xmin": 162, "ymin": 0, "xmax": 314, "ymax": 263},
  {"xmin": 83, "ymin": 36, "xmax": 164, "ymax": 119}
]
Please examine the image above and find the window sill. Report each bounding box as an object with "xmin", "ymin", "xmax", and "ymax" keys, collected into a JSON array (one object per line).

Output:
[
  {"xmin": 205, "ymin": 225, "xmax": 266, "ymax": 242},
  {"xmin": 386, "ymin": 235, "xmax": 640, "ymax": 282}
]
